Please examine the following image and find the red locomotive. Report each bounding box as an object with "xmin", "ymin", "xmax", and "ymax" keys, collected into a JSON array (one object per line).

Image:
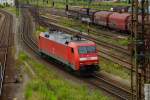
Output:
[{"xmin": 38, "ymin": 31, "xmax": 99, "ymax": 73}]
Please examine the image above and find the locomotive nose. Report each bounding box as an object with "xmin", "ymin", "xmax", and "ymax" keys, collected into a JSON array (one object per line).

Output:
[
  {"xmin": 79, "ymin": 56, "xmax": 99, "ymax": 66},
  {"xmin": 79, "ymin": 55, "xmax": 99, "ymax": 72}
]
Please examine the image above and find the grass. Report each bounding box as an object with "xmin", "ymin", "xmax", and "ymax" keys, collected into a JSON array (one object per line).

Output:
[
  {"xmin": 97, "ymin": 35, "xmax": 129, "ymax": 46},
  {"xmin": 21, "ymin": 0, "xmax": 130, "ymax": 10},
  {"xmin": 17, "ymin": 51, "xmax": 109, "ymax": 100},
  {"xmin": 35, "ymin": 26, "xmax": 48, "ymax": 38},
  {"xmin": 100, "ymin": 58, "xmax": 130, "ymax": 80},
  {"xmin": 3, "ymin": 7, "xmax": 17, "ymax": 14},
  {"xmin": 117, "ymin": 38, "xmax": 129, "ymax": 46},
  {"xmin": 19, "ymin": 51, "xmax": 29, "ymax": 61}
]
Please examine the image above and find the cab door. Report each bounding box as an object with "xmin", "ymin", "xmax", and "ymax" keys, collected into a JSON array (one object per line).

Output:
[{"xmin": 68, "ymin": 47, "xmax": 76, "ymax": 70}]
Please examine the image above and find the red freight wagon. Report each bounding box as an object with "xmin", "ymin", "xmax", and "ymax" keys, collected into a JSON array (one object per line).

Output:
[
  {"xmin": 94, "ymin": 11, "xmax": 113, "ymax": 27},
  {"xmin": 108, "ymin": 13, "xmax": 131, "ymax": 31},
  {"xmin": 38, "ymin": 31, "xmax": 99, "ymax": 73}
]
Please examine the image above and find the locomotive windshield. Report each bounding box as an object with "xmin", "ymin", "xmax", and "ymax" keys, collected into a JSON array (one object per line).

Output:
[{"xmin": 78, "ymin": 46, "xmax": 96, "ymax": 54}]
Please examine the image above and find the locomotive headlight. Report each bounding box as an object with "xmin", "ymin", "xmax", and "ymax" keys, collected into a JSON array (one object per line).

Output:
[
  {"xmin": 80, "ymin": 63, "xmax": 83, "ymax": 65},
  {"xmin": 79, "ymin": 57, "xmax": 98, "ymax": 61}
]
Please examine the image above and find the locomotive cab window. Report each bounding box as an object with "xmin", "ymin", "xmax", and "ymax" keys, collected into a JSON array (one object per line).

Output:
[
  {"xmin": 87, "ymin": 46, "xmax": 96, "ymax": 53},
  {"xmin": 78, "ymin": 47, "xmax": 87, "ymax": 54},
  {"xmin": 78, "ymin": 46, "xmax": 96, "ymax": 54}
]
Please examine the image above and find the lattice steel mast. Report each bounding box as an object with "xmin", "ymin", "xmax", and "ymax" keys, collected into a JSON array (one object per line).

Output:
[{"xmin": 131, "ymin": 0, "xmax": 149, "ymax": 99}]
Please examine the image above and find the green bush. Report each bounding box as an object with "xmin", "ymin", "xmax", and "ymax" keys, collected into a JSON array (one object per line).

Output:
[
  {"xmin": 19, "ymin": 52, "xmax": 29, "ymax": 61},
  {"xmin": 0, "ymin": 4, "xmax": 4, "ymax": 8}
]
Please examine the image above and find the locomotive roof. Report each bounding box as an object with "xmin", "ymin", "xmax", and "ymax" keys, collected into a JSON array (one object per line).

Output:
[{"xmin": 40, "ymin": 31, "xmax": 94, "ymax": 45}]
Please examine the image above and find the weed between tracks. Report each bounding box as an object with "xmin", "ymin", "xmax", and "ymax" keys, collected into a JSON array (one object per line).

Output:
[
  {"xmin": 100, "ymin": 58, "xmax": 130, "ymax": 80},
  {"xmin": 3, "ymin": 7, "xmax": 17, "ymax": 15},
  {"xmin": 18, "ymin": 52, "xmax": 108, "ymax": 100}
]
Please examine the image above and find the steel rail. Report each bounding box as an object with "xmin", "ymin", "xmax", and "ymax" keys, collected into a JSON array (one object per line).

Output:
[
  {"xmin": 0, "ymin": 10, "xmax": 13, "ymax": 96},
  {"xmin": 90, "ymin": 73, "xmax": 136, "ymax": 100}
]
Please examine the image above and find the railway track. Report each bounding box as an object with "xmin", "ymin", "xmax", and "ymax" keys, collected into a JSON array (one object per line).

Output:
[
  {"xmin": 89, "ymin": 73, "xmax": 135, "ymax": 100},
  {"xmin": 39, "ymin": 8, "xmax": 129, "ymax": 39},
  {"xmin": 41, "ymin": 13, "xmax": 129, "ymax": 40},
  {"xmin": 34, "ymin": 15, "xmax": 133, "ymax": 71},
  {"xmin": 0, "ymin": 10, "xmax": 14, "ymax": 97},
  {"xmin": 21, "ymin": 9, "xmax": 38, "ymax": 54},
  {"xmin": 38, "ymin": 14, "xmax": 133, "ymax": 69},
  {"xmin": 29, "ymin": 8, "xmax": 133, "ymax": 71},
  {"xmin": 40, "ymin": 12, "xmax": 133, "ymax": 67},
  {"xmin": 21, "ymin": 8, "xmax": 134, "ymax": 100},
  {"xmin": 38, "ymin": 15, "xmax": 129, "ymax": 53}
]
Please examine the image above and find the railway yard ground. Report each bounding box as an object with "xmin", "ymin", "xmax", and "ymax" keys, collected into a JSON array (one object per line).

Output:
[
  {"xmin": 0, "ymin": 0, "xmax": 149, "ymax": 99},
  {"xmin": 0, "ymin": 6, "xmax": 131, "ymax": 100}
]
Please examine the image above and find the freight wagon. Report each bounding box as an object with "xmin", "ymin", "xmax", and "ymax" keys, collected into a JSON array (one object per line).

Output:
[{"xmin": 67, "ymin": 7, "xmax": 150, "ymax": 33}]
